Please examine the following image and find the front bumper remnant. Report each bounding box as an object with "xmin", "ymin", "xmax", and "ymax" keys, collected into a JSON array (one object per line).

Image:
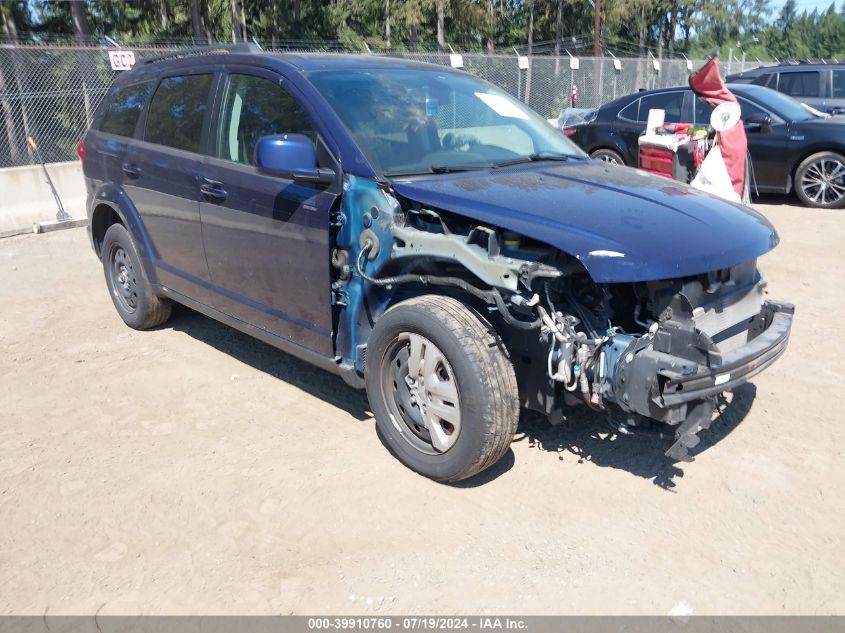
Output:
[{"xmin": 611, "ymin": 300, "xmax": 794, "ymax": 461}]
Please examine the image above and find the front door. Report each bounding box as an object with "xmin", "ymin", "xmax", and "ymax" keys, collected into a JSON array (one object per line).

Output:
[{"xmin": 199, "ymin": 71, "xmax": 339, "ymax": 356}]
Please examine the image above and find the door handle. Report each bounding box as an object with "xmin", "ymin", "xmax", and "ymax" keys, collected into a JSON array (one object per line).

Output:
[
  {"xmin": 122, "ymin": 162, "xmax": 141, "ymax": 178},
  {"xmin": 199, "ymin": 178, "xmax": 227, "ymax": 201}
]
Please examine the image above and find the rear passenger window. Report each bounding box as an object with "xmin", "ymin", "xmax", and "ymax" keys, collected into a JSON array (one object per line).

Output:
[
  {"xmin": 217, "ymin": 74, "xmax": 315, "ymax": 165},
  {"xmin": 637, "ymin": 92, "xmax": 685, "ymax": 123},
  {"xmin": 100, "ymin": 82, "xmax": 153, "ymax": 137},
  {"xmin": 145, "ymin": 74, "xmax": 213, "ymax": 153},
  {"xmin": 694, "ymin": 96, "xmax": 713, "ymax": 125},
  {"xmin": 778, "ymin": 71, "xmax": 820, "ymax": 98}
]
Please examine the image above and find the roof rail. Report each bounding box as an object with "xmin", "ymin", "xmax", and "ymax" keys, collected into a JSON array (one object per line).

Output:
[{"xmin": 142, "ymin": 42, "xmax": 262, "ymax": 65}]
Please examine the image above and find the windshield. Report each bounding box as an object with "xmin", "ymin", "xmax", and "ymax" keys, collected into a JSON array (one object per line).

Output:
[{"xmin": 307, "ymin": 68, "xmax": 586, "ymax": 176}]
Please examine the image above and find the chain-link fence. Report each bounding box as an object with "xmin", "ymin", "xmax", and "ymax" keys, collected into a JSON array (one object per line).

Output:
[{"xmin": 0, "ymin": 42, "xmax": 757, "ymax": 169}]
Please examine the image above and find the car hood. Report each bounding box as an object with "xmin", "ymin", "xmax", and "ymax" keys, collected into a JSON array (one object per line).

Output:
[{"xmin": 389, "ymin": 161, "xmax": 779, "ymax": 283}]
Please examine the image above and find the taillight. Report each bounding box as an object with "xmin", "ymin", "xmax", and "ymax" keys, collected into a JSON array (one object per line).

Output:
[
  {"xmin": 563, "ymin": 127, "xmax": 576, "ymax": 137},
  {"xmin": 77, "ymin": 141, "xmax": 86, "ymax": 161}
]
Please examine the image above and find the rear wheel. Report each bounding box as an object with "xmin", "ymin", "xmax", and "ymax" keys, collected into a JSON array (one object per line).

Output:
[
  {"xmin": 102, "ymin": 223, "xmax": 171, "ymax": 329},
  {"xmin": 590, "ymin": 148, "xmax": 625, "ymax": 165},
  {"xmin": 794, "ymin": 151, "xmax": 845, "ymax": 208},
  {"xmin": 365, "ymin": 295, "xmax": 519, "ymax": 483}
]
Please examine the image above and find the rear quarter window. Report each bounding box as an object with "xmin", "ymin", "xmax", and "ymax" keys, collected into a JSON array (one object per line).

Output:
[
  {"xmin": 99, "ymin": 81, "xmax": 154, "ymax": 137},
  {"xmin": 617, "ymin": 99, "xmax": 639, "ymax": 121},
  {"xmin": 144, "ymin": 74, "xmax": 213, "ymax": 153}
]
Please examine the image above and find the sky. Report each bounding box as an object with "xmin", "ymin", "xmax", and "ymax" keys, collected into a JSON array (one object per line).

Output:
[{"xmin": 782, "ymin": 0, "xmax": 842, "ymax": 12}]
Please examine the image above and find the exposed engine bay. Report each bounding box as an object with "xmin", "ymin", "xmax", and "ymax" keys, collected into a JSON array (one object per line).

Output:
[{"xmin": 349, "ymin": 201, "xmax": 794, "ymax": 461}]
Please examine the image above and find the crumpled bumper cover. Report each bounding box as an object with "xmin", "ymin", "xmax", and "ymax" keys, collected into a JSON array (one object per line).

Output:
[{"xmin": 612, "ymin": 300, "xmax": 794, "ymax": 461}]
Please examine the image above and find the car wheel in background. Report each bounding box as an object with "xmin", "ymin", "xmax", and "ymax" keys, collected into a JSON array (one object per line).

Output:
[
  {"xmin": 365, "ymin": 295, "xmax": 519, "ymax": 483},
  {"xmin": 795, "ymin": 151, "xmax": 845, "ymax": 209},
  {"xmin": 101, "ymin": 223, "xmax": 172, "ymax": 330},
  {"xmin": 590, "ymin": 148, "xmax": 625, "ymax": 165}
]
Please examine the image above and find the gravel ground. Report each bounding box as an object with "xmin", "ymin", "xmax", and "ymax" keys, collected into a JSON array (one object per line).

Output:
[{"xmin": 0, "ymin": 197, "xmax": 843, "ymax": 615}]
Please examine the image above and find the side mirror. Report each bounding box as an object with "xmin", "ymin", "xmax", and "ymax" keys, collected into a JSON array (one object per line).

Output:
[
  {"xmin": 254, "ymin": 133, "xmax": 336, "ymax": 185},
  {"xmin": 745, "ymin": 112, "xmax": 772, "ymax": 131}
]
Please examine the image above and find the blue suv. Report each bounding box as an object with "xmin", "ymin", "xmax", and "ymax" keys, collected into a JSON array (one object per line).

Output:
[{"xmin": 82, "ymin": 45, "xmax": 794, "ymax": 482}]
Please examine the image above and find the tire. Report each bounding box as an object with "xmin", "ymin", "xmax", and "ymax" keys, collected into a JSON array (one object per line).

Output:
[
  {"xmin": 590, "ymin": 148, "xmax": 625, "ymax": 165},
  {"xmin": 365, "ymin": 295, "xmax": 519, "ymax": 483},
  {"xmin": 794, "ymin": 151, "xmax": 845, "ymax": 209},
  {"xmin": 101, "ymin": 223, "xmax": 171, "ymax": 330}
]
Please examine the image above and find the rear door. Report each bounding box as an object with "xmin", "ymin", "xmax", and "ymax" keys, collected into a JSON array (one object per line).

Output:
[
  {"xmin": 123, "ymin": 71, "xmax": 214, "ymax": 296},
  {"xmin": 198, "ymin": 69, "xmax": 339, "ymax": 356},
  {"xmin": 777, "ymin": 70, "xmax": 825, "ymax": 111},
  {"xmin": 85, "ymin": 80, "xmax": 155, "ymax": 191}
]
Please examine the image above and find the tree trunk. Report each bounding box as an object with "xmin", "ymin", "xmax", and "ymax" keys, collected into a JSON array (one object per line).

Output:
[
  {"xmin": 593, "ymin": 0, "xmax": 602, "ymax": 56},
  {"xmin": 385, "ymin": 0, "xmax": 391, "ymax": 47},
  {"xmin": 241, "ymin": 2, "xmax": 247, "ymax": 40},
  {"xmin": 70, "ymin": 0, "xmax": 93, "ymax": 128},
  {"xmin": 636, "ymin": 5, "xmax": 647, "ymax": 91},
  {"xmin": 1, "ymin": 0, "xmax": 30, "ymax": 162},
  {"xmin": 657, "ymin": 12, "xmax": 665, "ymax": 60},
  {"xmin": 159, "ymin": 0, "xmax": 170, "ymax": 31},
  {"xmin": 668, "ymin": 1, "xmax": 678, "ymax": 54},
  {"xmin": 293, "ymin": 0, "xmax": 301, "ymax": 23},
  {"xmin": 202, "ymin": 0, "xmax": 213, "ymax": 42},
  {"xmin": 410, "ymin": 23, "xmax": 418, "ymax": 52},
  {"xmin": 554, "ymin": 0, "xmax": 562, "ymax": 76},
  {"xmin": 70, "ymin": 0, "xmax": 89, "ymax": 39},
  {"xmin": 485, "ymin": 0, "xmax": 494, "ymax": 54},
  {"xmin": 525, "ymin": 2, "xmax": 533, "ymax": 105},
  {"xmin": 190, "ymin": 0, "xmax": 203, "ymax": 40},
  {"xmin": 270, "ymin": 0, "xmax": 279, "ymax": 48},
  {"xmin": 0, "ymin": 56, "xmax": 21, "ymax": 164},
  {"xmin": 231, "ymin": 0, "xmax": 241, "ymax": 42},
  {"xmin": 436, "ymin": 0, "xmax": 445, "ymax": 52}
]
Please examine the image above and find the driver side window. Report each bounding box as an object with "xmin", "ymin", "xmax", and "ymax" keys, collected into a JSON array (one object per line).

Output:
[{"xmin": 217, "ymin": 74, "xmax": 315, "ymax": 166}]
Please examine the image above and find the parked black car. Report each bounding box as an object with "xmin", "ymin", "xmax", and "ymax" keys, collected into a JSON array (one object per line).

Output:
[
  {"xmin": 726, "ymin": 62, "xmax": 845, "ymax": 114},
  {"xmin": 81, "ymin": 46, "xmax": 793, "ymax": 481},
  {"xmin": 564, "ymin": 83, "xmax": 845, "ymax": 208}
]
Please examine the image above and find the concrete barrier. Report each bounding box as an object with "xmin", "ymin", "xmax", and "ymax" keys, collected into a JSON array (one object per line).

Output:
[{"xmin": 0, "ymin": 161, "xmax": 86, "ymax": 237}]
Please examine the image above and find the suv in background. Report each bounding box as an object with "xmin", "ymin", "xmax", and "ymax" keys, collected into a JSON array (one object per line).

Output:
[
  {"xmin": 726, "ymin": 62, "xmax": 845, "ymax": 113},
  {"xmin": 80, "ymin": 45, "xmax": 793, "ymax": 481}
]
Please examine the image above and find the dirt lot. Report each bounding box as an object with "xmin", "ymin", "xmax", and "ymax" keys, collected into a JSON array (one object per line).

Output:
[{"xmin": 1, "ymin": 197, "xmax": 843, "ymax": 616}]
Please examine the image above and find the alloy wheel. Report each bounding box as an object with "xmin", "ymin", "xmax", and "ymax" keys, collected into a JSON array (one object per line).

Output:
[{"xmin": 801, "ymin": 157, "xmax": 845, "ymax": 206}]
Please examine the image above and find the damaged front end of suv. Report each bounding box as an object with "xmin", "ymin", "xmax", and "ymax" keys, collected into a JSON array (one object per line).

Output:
[
  {"xmin": 308, "ymin": 64, "xmax": 793, "ymax": 479},
  {"xmin": 333, "ymin": 168, "xmax": 793, "ymax": 465}
]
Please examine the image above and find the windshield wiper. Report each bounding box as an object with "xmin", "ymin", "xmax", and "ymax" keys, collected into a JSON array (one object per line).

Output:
[
  {"xmin": 430, "ymin": 164, "xmax": 488, "ymax": 173},
  {"xmin": 490, "ymin": 152, "xmax": 575, "ymax": 169},
  {"xmin": 384, "ymin": 164, "xmax": 488, "ymax": 177}
]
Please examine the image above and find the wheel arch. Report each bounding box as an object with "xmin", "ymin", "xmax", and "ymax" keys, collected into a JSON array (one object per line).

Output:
[
  {"xmin": 88, "ymin": 184, "xmax": 158, "ymax": 284},
  {"xmin": 790, "ymin": 146, "xmax": 845, "ymax": 185},
  {"xmin": 587, "ymin": 141, "xmax": 629, "ymax": 165}
]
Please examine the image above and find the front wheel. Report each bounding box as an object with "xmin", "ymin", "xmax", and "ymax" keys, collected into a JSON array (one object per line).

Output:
[
  {"xmin": 794, "ymin": 151, "xmax": 845, "ymax": 208},
  {"xmin": 365, "ymin": 295, "xmax": 519, "ymax": 483}
]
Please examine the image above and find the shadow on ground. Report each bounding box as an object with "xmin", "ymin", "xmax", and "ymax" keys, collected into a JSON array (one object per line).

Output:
[
  {"xmin": 168, "ymin": 305, "xmax": 372, "ymax": 422},
  {"xmin": 167, "ymin": 306, "xmax": 756, "ymax": 489},
  {"xmin": 513, "ymin": 383, "xmax": 757, "ymax": 490}
]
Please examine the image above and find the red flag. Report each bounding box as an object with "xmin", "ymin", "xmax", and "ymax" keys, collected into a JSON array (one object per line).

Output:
[{"xmin": 689, "ymin": 57, "xmax": 747, "ymax": 198}]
